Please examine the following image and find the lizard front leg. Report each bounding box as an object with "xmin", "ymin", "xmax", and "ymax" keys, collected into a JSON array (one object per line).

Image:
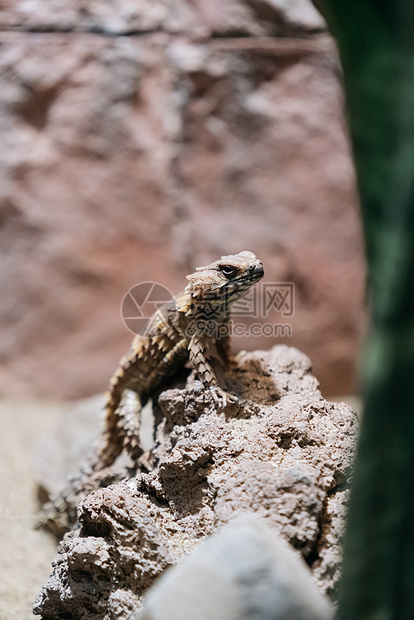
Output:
[
  {"xmin": 188, "ymin": 332, "xmax": 216, "ymax": 386},
  {"xmin": 188, "ymin": 332, "xmax": 237, "ymax": 408}
]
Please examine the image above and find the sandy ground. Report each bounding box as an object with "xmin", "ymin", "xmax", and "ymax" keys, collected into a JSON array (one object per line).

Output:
[{"xmin": 0, "ymin": 399, "xmax": 65, "ymax": 620}]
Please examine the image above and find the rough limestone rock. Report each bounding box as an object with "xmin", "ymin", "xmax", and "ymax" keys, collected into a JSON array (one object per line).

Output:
[
  {"xmin": 34, "ymin": 345, "xmax": 358, "ymax": 619},
  {"xmin": 0, "ymin": 0, "xmax": 364, "ymax": 401},
  {"xmin": 133, "ymin": 515, "xmax": 334, "ymax": 620}
]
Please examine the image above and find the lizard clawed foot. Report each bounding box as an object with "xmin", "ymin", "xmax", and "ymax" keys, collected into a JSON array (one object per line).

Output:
[{"xmin": 207, "ymin": 385, "xmax": 238, "ymax": 409}]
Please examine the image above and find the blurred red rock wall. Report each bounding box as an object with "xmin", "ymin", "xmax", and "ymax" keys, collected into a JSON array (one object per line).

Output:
[{"xmin": 0, "ymin": 0, "xmax": 365, "ymax": 398}]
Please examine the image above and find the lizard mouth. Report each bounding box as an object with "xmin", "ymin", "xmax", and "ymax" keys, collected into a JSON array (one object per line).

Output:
[
  {"xmin": 242, "ymin": 263, "xmax": 264, "ymax": 286},
  {"xmin": 248, "ymin": 264, "xmax": 264, "ymax": 280}
]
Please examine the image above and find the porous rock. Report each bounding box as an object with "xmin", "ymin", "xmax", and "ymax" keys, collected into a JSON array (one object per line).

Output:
[{"xmin": 34, "ymin": 345, "xmax": 358, "ymax": 619}]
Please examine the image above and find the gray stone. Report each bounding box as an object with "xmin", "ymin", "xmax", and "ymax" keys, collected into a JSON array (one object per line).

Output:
[{"xmin": 133, "ymin": 515, "xmax": 333, "ymax": 620}]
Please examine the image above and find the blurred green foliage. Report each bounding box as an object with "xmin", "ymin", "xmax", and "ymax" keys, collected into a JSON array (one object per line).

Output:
[{"xmin": 314, "ymin": 1, "xmax": 414, "ymax": 618}]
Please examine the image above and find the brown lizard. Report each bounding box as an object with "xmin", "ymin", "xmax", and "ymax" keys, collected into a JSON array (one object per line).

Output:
[{"xmin": 98, "ymin": 250, "xmax": 264, "ymax": 468}]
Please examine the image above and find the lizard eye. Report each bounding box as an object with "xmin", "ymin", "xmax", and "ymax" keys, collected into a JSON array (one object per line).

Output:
[{"xmin": 219, "ymin": 265, "xmax": 237, "ymax": 278}]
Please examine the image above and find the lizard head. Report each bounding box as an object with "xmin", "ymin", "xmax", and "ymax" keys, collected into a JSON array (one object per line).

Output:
[{"xmin": 178, "ymin": 251, "xmax": 264, "ymax": 316}]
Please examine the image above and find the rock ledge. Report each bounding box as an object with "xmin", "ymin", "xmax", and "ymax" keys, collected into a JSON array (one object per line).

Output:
[{"xmin": 34, "ymin": 345, "xmax": 358, "ymax": 619}]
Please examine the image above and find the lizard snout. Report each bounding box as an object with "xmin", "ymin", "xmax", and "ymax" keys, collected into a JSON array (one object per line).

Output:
[{"xmin": 249, "ymin": 263, "xmax": 264, "ymax": 278}]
